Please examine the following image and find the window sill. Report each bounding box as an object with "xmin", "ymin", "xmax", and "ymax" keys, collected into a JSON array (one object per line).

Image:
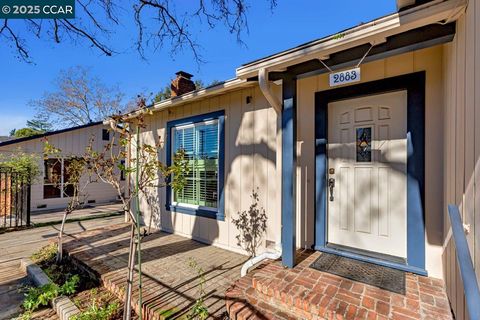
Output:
[{"xmin": 166, "ymin": 204, "xmax": 224, "ymax": 221}]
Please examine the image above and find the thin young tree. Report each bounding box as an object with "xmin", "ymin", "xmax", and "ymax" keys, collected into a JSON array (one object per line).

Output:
[
  {"xmin": 43, "ymin": 141, "xmax": 95, "ymax": 262},
  {"xmin": 83, "ymin": 99, "xmax": 188, "ymax": 320},
  {"xmin": 42, "ymin": 100, "xmax": 187, "ymax": 319}
]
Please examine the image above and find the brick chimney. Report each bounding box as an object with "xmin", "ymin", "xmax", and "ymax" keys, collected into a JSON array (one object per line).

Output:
[{"xmin": 171, "ymin": 71, "xmax": 196, "ymax": 97}]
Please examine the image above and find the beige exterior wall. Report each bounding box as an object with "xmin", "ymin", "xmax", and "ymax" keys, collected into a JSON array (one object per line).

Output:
[
  {"xmin": 138, "ymin": 85, "xmax": 281, "ymax": 255},
  {"xmin": 442, "ymin": 1, "xmax": 480, "ymax": 319},
  {"xmin": 139, "ymin": 46, "xmax": 446, "ymax": 270},
  {"xmin": 0, "ymin": 123, "xmax": 121, "ymax": 211}
]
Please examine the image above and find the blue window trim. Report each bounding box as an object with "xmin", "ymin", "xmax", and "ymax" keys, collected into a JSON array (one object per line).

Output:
[
  {"xmin": 165, "ymin": 110, "xmax": 225, "ymax": 221},
  {"xmin": 314, "ymin": 72, "xmax": 426, "ymax": 275}
]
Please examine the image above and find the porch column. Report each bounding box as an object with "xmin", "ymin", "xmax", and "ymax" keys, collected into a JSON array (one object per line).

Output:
[{"xmin": 281, "ymin": 74, "xmax": 297, "ymax": 268}]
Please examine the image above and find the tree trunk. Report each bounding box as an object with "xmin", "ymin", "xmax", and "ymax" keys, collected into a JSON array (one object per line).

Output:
[
  {"xmin": 56, "ymin": 210, "xmax": 69, "ymax": 263},
  {"xmin": 123, "ymin": 223, "xmax": 137, "ymax": 320}
]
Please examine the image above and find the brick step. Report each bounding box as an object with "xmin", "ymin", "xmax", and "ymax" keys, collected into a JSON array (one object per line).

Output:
[
  {"xmin": 226, "ymin": 273, "xmax": 301, "ymax": 320},
  {"xmin": 251, "ymin": 273, "xmax": 331, "ymax": 319},
  {"xmin": 226, "ymin": 251, "xmax": 454, "ymax": 320}
]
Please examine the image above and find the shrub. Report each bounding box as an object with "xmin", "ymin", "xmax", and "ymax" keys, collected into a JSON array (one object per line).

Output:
[
  {"xmin": 22, "ymin": 275, "xmax": 80, "ymax": 313},
  {"xmin": 0, "ymin": 151, "xmax": 40, "ymax": 182},
  {"xmin": 232, "ymin": 190, "xmax": 268, "ymax": 257}
]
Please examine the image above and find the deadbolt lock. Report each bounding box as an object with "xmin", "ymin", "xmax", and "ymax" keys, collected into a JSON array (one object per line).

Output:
[{"xmin": 329, "ymin": 168, "xmax": 335, "ymax": 175}]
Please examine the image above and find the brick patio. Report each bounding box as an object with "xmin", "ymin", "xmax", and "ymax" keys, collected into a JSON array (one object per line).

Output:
[
  {"xmin": 63, "ymin": 223, "xmax": 248, "ymax": 319},
  {"xmin": 226, "ymin": 251, "xmax": 452, "ymax": 320}
]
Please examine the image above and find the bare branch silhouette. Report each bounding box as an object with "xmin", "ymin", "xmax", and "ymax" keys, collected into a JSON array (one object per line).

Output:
[{"xmin": 0, "ymin": 0, "xmax": 277, "ymax": 63}]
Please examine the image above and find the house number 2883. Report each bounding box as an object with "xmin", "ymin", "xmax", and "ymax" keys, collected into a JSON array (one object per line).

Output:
[{"xmin": 329, "ymin": 67, "xmax": 361, "ymax": 87}]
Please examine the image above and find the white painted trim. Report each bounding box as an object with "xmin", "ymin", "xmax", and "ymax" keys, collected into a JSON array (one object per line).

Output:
[{"xmin": 236, "ymin": 0, "xmax": 466, "ymax": 79}]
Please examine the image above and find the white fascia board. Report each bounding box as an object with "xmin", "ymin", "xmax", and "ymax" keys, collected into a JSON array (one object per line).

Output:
[
  {"xmin": 236, "ymin": 0, "xmax": 465, "ymax": 79},
  {"xmin": 116, "ymin": 78, "xmax": 253, "ymax": 121}
]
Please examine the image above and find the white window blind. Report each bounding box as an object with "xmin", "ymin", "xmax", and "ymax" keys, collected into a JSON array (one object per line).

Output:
[{"xmin": 172, "ymin": 120, "xmax": 219, "ymax": 209}]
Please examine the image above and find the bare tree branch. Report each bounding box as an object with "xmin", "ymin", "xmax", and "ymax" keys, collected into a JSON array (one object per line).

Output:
[
  {"xmin": 0, "ymin": 20, "xmax": 30, "ymax": 62},
  {"xmin": 30, "ymin": 66, "xmax": 127, "ymax": 127},
  {"xmin": 59, "ymin": 19, "xmax": 113, "ymax": 56},
  {"xmin": 0, "ymin": 0, "xmax": 277, "ymax": 63}
]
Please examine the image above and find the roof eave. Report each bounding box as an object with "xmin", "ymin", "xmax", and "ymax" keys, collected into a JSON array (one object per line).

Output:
[
  {"xmin": 115, "ymin": 78, "xmax": 254, "ymax": 122},
  {"xmin": 236, "ymin": 0, "xmax": 465, "ymax": 79},
  {"xmin": 0, "ymin": 121, "xmax": 104, "ymax": 148}
]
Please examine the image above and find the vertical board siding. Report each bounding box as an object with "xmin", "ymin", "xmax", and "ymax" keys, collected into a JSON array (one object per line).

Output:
[
  {"xmin": 138, "ymin": 87, "xmax": 280, "ymax": 255},
  {"xmin": 443, "ymin": 1, "xmax": 480, "ymax": 319},
  {"xmin": 0, "ymin": 124, "xmax": 122, "ymax": 211}
]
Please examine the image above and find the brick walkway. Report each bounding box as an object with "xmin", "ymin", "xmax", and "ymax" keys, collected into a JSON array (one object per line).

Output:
[
  {"xmin": 63, "ymin": 224, "xmax": 248, "ymax": 319},
  {"xmin": 226, "ymin": 251, "xmax": 452, "ymax": 320}
]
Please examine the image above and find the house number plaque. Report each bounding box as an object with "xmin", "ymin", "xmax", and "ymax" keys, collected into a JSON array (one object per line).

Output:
[{"xmin": 329, "ymin": 67, "xmax": 361, "ymax": 87}]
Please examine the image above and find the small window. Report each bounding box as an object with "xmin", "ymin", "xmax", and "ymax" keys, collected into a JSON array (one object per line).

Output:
[
  {"xmin": 166, "ymin": 111, "xmax": 225, "ymax": 220},
  {"xmin": 356, "ymin": 127, "xmax": 372, "ymax": 162},
  {"xmin": 102, "ymin": 129, "xmax": 110, "ymax": 141}
]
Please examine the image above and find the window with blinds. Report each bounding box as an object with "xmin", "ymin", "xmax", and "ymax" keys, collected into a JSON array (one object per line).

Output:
[{"xmin": 171, "ymin": 119, "xmax": 219, "ymax": 209}]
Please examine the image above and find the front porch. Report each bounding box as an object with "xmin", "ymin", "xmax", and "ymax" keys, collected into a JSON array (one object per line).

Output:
[
  {"xmin": 62, "ymin": 224, "xmax": 452, "ymax": 319},
  {"xmin": 226, "ymin": 251, "xmax": 452, "ymax": 320},
  {"xmin": 63, "ymin": 224, "xmax": 248, "ymax": 319}
]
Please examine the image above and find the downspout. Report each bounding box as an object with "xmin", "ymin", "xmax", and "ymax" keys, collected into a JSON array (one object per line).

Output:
[
  {"xmin": 241, "ymin": 68, "xmax": 283, "ymax": 276},
  {"xmin": 241, "ymin": 251, "xmax": 282, "ymax": 277},
  {"xmin": 259, "ymin": 68, "xmax": 282, "ymax": 113}
]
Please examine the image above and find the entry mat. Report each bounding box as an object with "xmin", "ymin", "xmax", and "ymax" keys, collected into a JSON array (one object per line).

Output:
[{"xmin": 310, "ymin": 253, "xmax": 406, "ymax": 295}]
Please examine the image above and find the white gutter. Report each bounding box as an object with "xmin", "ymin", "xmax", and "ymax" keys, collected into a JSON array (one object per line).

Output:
[
  {"xmin": 258, "ymin": 68, "xmax": 281, "ymax": 114},
  {"xmin": 236, "ymin": 0, "xmax": 466, "ymax": 79}
]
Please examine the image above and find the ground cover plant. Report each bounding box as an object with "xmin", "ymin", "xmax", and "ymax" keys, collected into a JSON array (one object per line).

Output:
[{"xmin": 18, "ymin": 244, "xmax": 133, "ymax": 320}]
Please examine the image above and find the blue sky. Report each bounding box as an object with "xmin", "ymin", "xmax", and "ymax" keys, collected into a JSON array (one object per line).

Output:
[{"xmin": 0, "ymin": 1, "xmax": 396, "ymax": 135}]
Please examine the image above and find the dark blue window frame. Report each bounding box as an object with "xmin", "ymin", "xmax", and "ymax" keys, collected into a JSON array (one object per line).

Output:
[{"xmin": 165, "ymin": 110, "xmax": 225, "ymax": 221}]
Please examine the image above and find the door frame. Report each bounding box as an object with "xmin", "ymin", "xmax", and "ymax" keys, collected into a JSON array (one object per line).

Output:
[{"xmin": 314, "ymin": 71, "xmax": 426, "ymax": 275}]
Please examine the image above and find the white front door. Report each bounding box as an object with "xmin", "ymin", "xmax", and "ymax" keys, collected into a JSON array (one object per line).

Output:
[{"xmin": 327, "ymin": 91, "xmax": 407, "ymax": 258}]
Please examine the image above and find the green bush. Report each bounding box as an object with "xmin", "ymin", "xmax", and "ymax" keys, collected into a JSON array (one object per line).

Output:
[
  {"xmin": 0, "ymin": 151, "xmax": 40, "ymax": 182},
  {"xmin": 22, "ymin": 275, "xmax": 80, "ymax": 313}
]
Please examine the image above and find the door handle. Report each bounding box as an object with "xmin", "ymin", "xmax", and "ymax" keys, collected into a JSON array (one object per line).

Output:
[{"xmin": 328, "ymin": 178, "xmax": 335, "ymax": 201}]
